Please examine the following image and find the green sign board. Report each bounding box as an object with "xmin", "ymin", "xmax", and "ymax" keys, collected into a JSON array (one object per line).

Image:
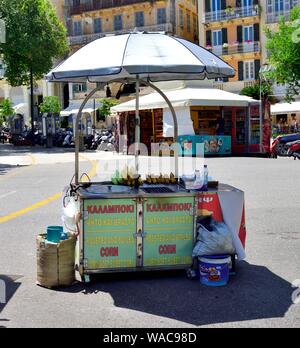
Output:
[
  {"xmin": 83, "ymin": 198, "xmax": 137, "ymax": 269},
  {"xmin": 143, "ymin": 197, "xmax": 195, "ymax": 267}
]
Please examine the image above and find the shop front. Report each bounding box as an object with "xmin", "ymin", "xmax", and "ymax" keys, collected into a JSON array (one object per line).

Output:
[{"xmin": 112, "ymin": 88, "xmax": 265, "ymax": 156}]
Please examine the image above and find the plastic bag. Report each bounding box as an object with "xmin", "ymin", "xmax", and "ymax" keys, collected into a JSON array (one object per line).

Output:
[
  {"xmin": 192, "ymin": 220, "xmax": 235, "ymax": 257},
  {"xmin": 62, "ymin": 196, "xmax": 80, "ymax": 233}
]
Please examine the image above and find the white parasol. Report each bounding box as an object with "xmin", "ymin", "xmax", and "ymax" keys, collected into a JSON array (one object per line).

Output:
[{"xmin": 46, "ymin": 32, "xmax": 235, "ymax": 183}]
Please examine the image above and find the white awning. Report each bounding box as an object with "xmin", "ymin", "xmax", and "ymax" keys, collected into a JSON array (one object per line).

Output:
[
  {"xmin": 111, "ymin": 87, "xmax": 259, "ymax": 112},
  {"xmin": 271, "ymin": 101, "xmax": 300, "ymax": 114},
  {"xmin": 60, "ymin": 99, "xmax": 102, "ymax": 117},
  {"xmin": 13, "ymin": 103, "xmax": 28, "ymax": 115}
]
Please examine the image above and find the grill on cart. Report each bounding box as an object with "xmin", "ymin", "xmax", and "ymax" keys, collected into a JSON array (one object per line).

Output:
[{"xmin": 141, "ymin": 186, "xmax": 175, "ymax": 194}]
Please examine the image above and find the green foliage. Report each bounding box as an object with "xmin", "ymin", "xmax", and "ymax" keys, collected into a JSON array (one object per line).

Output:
[
  {"xmin": 265, "ymin": 6, "xmax": 300, "ymax": 101},
  {"xmin": 98, "ymin": 99, "xmax": 119, "ymax": 119},
  {"xmin": 40, "ymin": 96, "xmax": 61, "ymax": 115},
  {"xmin": 0, "ymin": 0, "xmax": 69, "ymax": 86},
  {"xmin": 0, "ymin": 98, "xmax": 14, "ymax": 125},
  {"xmin": 240, "ymin": 81, "xmax": 273, "ymax": 101}
]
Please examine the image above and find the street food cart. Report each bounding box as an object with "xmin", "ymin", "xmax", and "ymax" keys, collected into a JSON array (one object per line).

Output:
[
  {"xmin": 47, "ymin": 32, "xmax": 246, "ymax": 282},
  {"xmin": 74, "ymin": 183, "xmax": 246, "ymax": 281}
]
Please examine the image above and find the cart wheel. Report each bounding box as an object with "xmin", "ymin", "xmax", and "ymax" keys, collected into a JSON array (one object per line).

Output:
[{"xmin": 186, "ymin": 268, "xmax": 197, "ymax": 280}]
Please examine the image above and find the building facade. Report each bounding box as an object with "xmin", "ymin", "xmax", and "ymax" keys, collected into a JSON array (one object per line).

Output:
[
  {"xmin": 199, "ymin": 0, "xmax": 261, "ymax": 93},
  {"xmin": 66, "ymin": 0, "xmax": 199, "ymax": 50},
  {"xmin": 64, "ymin": 0, "xmax": 199, "ymax": 102},
  {"xmin": 198, "ymin": 0, "xmax": 300, "ymax": 95}
]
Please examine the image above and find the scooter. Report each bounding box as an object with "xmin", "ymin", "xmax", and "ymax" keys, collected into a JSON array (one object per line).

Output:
[
  {"xmin": 287, "ymin": 140, "xmax": 300, "ymax": 160},
  {"xmin": 63, "ymin": 131, "xmax": 74, "ymax": 147},
  {"xmin": 270, "ymin": 133, "xmax": 300, "ymax": 158}
]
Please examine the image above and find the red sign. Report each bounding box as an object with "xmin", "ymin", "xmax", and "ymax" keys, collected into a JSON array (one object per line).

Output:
[
  {"xmin": 88, "ymin": 204, "xmax": 134, "ymax": 214},
  {"xmin": 197, "ymin": 193, "xmax": 223, "ymax": 222},
  {"xmin": 159, "ymin": 244, "xmax": 177, "ymax": 255},
  {"xmin": 100, "ymin": 247, "xmax": 119, "ymax": 257}
]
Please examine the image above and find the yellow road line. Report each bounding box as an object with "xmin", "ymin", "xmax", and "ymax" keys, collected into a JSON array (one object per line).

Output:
[
  {"xmin": 0, "ymin": 193, "xmax": 62, "ymax": 224},
  {"xmin": 0, "ymin": 154, "xmax": 97, "ymax": 225}
]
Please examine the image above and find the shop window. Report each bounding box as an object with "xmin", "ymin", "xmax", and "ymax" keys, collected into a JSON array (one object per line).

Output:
[
  {"xmin": 94, "ymin": 18, "xmax": 102, "ymax": 34},
  {"xmin": 157, "ymin": 8, "xmax": 167, "ymax": 25},
  {"xmin": 114, "ymin": 15, "xmax": 123, "ymax": 31},
  {"xmin": 236, "ymin": 109, "xmax": 247, "ymax": 145},
  {"xmin": 73, "ymin": 21, "xmax": 82, "ymax": 36},
  {"xmin": 135, "ymin": 12, "xmax": 144, "ymax": 27}
]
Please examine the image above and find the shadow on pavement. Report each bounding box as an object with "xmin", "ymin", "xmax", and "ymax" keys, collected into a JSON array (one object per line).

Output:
[
  {"xmin": 0, "ymin": 275, "xmax": 22, "ymax": 328},
  {"xmin": 0, "ymin": 164, "xmax": 26, "ymax": 176},
  {"xmin": 59, "ymin": 262, "xmax": 293, "ymax": 326},
  {"xmin": 0, "ymin": 144, "xmax": 75, "ymax": 156}
]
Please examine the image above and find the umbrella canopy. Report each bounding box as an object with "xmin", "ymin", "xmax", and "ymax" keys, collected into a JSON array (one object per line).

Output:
[{"xmin": 46, "ymin": 32, "xmax": 235, "ymax": 83}]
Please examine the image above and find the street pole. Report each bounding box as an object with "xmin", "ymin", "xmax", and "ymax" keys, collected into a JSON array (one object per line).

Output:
[
  {"xmin": 135, "ymin": 75, "xmax": 140, "ymax": 176},
  {"xmin": 259, "ymin": 72, "xmax": 263, "ymax": 153},
  {"xmin": 30, "ymin": 65, "xmax": 35, "ymax": 144}
]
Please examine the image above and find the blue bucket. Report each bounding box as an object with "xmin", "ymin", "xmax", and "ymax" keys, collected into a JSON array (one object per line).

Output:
[
  {"xmin": 47, "ymin": 226, "xmax": 63, "ymax": 243},
  {"xmin": 199, "ymin": 255, "xmax": 231, "ymax": 287}
]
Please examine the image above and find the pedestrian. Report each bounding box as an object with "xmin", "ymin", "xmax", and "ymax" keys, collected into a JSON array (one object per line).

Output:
[
  {"xmin": 290, "ymin": 115, "xmax": 298, "ymax": 133},
  {"xmin": 216, "ymin": 114, "xmax": 225, "ymax": 136}
]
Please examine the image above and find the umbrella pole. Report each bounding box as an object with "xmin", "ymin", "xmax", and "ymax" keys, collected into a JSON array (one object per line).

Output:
[
  {"xmin": 75, "ymin": 85, "xmax": 102, "ymax": 185},
  {"xmin": 135, "ymin": 76, "xmax": 140, "ymax": 175},
  {"xmin": 140, "ymin": 79, "xmax": 179, "ymax": 178}
]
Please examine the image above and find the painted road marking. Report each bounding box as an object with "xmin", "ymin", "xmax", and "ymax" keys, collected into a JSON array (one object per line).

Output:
[
  {"xmin": 0, "ymin": 193, "xmax": 62, "ymax": 224},
  {"xmin": 0, "ymin": 154, "xmax": 97, "ymax": 225},
  {"xmin": 0, "ymin": 191, "xmax": 17, "ymax": 199}
]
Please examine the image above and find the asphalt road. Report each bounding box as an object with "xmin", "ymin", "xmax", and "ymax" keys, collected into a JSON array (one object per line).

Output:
[{"xmin": 0, "ymin": 147, "xmax": 300, "ymax": 328}]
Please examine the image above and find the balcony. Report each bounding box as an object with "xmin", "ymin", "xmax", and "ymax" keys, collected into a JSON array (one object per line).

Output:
[
  {"xmin": 266, "ymin": 11, "xmax": 292, "ymax": 24},
  {"xmin": 69, "ymin": 0, "xmax": 150, "ymax": 16},
  {"xmin": 69, "ymin": 23, "xmax": 174, "ymax": 46},
  {"xmin": 203, "ymin": 5, "xmax": 260, "ymax": 23},
  {"xmin": 207, "ymin": 41, "xmax": 261, "ymax": 56}
]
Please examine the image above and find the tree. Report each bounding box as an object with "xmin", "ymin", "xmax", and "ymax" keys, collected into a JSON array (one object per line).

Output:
[
  {"xmin": 0, "ymin": 98, "xmax": 14, "ymax": 126},
  {"xmin": 97, "ymin": 99, "xmax": 119, "ymax": 121},
  {"xmin": 265, "ymin": 6, "xmax": 300, "ymax": 101},
  {"xmin": 240, "ymin": 80, "xmax": 277, "ymax": 104},
  {"xmin": 40, "ymin": 96, "xmax": 61, "ymax": 115},
  {"xmin": 0, "ymin": 0, "xmax": 68, "ymax": 132}
]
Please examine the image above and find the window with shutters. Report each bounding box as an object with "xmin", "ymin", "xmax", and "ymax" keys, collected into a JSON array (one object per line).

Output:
[
  {"xmin": 157, "ymin": 8, "xmax": 167, "ymax": 25},
  {"xmin": 93, "ymin": 18, "xmax": 102, "ymax": 34},
  {"xmin": 73, "ymin": 83, "xmax": 87, "ymax": 94},
  {"xmin": 275, "ymin": 0, "xmax": 284, "ymax": 11},
  {"xmin": 244, "ymin": 60, "xmax": 255, "ymax": 80},
  {"xmin": 73, "ymin": 21, "xmax": 82, "ymax": 36},
  {"xmin": 243, "ymin": 25, "xmax": 254, "ymax": 42},
  {"xmin": 212, "ymin": 30, "xmax": 222, "ymax": 46},
  {"xmin": 193, "ymin": 15, "xmax": 198, "ymax": 34},
  {"xmin": 135, "ymin": 12, "xmax": 144, "ymax": 27},
  {"xmin": 242, "ymin": 0, "xmax": 253, "ymax": 16},
  {"xmin": 187, "ymin": 13, "xmax": 191, "ymax": 33},
  {"xmin": 114, "ymin": 15, "xmax": 123, "ymax": 31},
  {"xmin": 211, "ymin": 0, "xmax": 221, "ymax": 20}
]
